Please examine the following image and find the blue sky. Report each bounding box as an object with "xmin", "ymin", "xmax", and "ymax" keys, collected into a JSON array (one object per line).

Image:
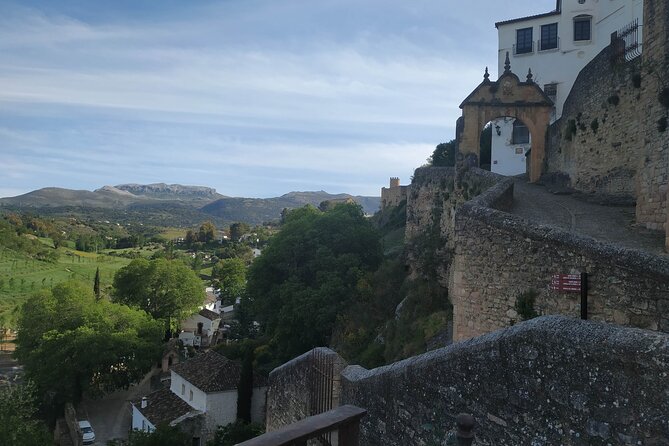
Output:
[{"xmin": 0, "ymin": 0, "xmax": 551, "ymax": 198}]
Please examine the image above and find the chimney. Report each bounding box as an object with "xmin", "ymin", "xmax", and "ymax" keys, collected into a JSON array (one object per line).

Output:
[{"xmin": 141, "ymin": 397, "xmax": 148, "ymax": 409}]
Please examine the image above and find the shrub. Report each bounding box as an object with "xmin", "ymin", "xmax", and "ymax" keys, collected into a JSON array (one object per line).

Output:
[
  {"xmin": 607, "ymin": 94, "xmax": 620, "ymax": 106},
  {"xmin": 515, "ymin": 289, "xmax": 539, "ymax": 321},
  {"xmin": 590, "ymin": 118, "xmax": 599, "ymax": 133}
]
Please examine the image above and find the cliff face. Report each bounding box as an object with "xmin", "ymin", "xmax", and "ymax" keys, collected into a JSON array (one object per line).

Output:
[
  {"xmin": 112, "ymin": 183, "xmax": 224, "ymax": 200},
  {"xmin": 404, "ymin": 166, "xmax": 500, "ymax": 286}
]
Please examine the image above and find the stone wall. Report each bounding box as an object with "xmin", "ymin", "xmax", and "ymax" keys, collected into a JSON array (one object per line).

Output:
[
  {"xmin": 381, "ymin": 177, "xmax": 409, "ymax": 210},
  {"xmin": 546, "ymin": 46, "xmax": 642, "ymax": 203},
  {"xmin": 545, "ymin": 0, "xmax": 669, "ymax": 236},
  {"xmin": 265, "ymin": 347, "xmax": 347, "ymax": 432},
  {"xmin": 340, "ymin": 316, "xmax": 669, "ymax": 446},
  {"xmin": 405, "ymin": 167, "xmax": 507, "ymax": 283},
  {"xmin": 636, "ymin": 0, "xmax": 669, "ymax": 245},
  {"xmin": 451, "ymin": 169, "xmax": 669, "ymax": 341}
]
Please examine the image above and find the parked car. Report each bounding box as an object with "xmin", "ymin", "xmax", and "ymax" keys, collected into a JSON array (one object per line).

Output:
[{"xmin": 78, "ymin": 420, "xmax": 95, "ymax": 445}]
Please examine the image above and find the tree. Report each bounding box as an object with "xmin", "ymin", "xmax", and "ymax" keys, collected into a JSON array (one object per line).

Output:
[
  {"xmin": 429, "ymin": 140, "xmax": 456, "ymax": 167},
  {"xmin": 94, "ymin": 267, "xmax": 101, "ymax": 300},
  {"xmin": 0, "ymin": 383, "xmax": 51, "ymax": 446},
  {"xmin": 113, "ymin": 258, "xmax": 204, "ymax": 323},
  {"xmin": 236, "ymin": 347, "xmax": 254, "ymax": 422},
  {"xmin": 185, "ymin": 230, "xmax": 197, "ymax": 247},
  {"xmin": 229, "ymin": 222, "xmax": 250, "ymax": 241},
  {"xmin": 211, "ymin": 258, "xmax": 246, "ymax": 304},
  {"xmin": 198, "ymin": 221, "xmax": 217, "ymax": 243},
  {"xmin": 247, "ymin": 203, "xmax": 382, "ymax": 363},
  {"xmin": 15, "ymin": 281, "xmax": 163, "ymax": 408}
]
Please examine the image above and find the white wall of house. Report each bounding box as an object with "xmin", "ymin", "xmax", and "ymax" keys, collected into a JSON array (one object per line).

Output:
[
  {"xmin": 491, "ymin": 0, "xmax": 643, "ymax": 176},
  {"xmin": 204, "ymin": 390, "xmax": 238, "ymax": 432},
  {"xmin": 170, "ymin": 371, "xmax": 208, "ymax": 412},
  {"xmin": 131, "ymin": 404, "xmax": 155, "ymax": 433},
  {"xmin": 178, "ymin": 331, "xmax": 200, "ymax": 347},
  {"xmin": 181, "ymin": 313, "xmax": 220, "ymax": 338}
]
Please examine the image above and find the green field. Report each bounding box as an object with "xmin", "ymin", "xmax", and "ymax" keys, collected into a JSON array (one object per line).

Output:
[{"xmin": 0, "ymin": 246, "xmax": 131, "ymax": 328}]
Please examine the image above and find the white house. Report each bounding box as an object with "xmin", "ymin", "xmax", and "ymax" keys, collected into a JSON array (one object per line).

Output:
[
  {"xmin": 490, "ymin": 0, "xmax": 643, "ymax": 175},
  {"xmin": 131, "ymin": 350, "xmax": 268, "ymax": 445},
  {"xmin": 179, "ymin": 309, "xmax": 221, "ymax": 347}
]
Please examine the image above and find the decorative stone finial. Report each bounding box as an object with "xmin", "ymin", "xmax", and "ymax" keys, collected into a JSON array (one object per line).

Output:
[
  {"xmin": 526, "ymin": 68, "xmax": 533, "ymax": 83},
  {"xmin": 504, "ymin": 52, "xmax": 511, "ymax": 74},
  {"xmin": 483, "ymin": 66, "xmax": 490, "ymax": 81}
]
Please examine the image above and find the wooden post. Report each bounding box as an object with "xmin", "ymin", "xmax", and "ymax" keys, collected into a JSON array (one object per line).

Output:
[
  {"xmin": 580, "ymin": 272, "xmax": 588, "ymax": 320},
  {"xmin": 339, "ymin": 421, "xmax": 360, "ymax": 446}
]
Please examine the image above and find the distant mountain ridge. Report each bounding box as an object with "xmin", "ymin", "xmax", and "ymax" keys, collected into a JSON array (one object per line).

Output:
[
  {"xmin": 0, "ymin": 184, "xmax": 380, "ymax": 225},
  {"xmin": 110, "ymin": 183, "xmax": 225, "ymax": 200}
]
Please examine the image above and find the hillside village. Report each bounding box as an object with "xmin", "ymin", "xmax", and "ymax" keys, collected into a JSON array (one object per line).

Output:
[{"xmin": 1, "ymin": 0, "xmax": 668, "ymax": 445}]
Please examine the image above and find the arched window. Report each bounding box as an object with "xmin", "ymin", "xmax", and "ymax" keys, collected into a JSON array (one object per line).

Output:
[{"xmin": 512, "ymin": 120, "xmax": 530, "ymax": 144}]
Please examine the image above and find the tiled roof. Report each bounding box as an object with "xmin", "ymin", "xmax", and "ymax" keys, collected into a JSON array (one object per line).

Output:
[
  {"xmin": 171, "ymin": 350, "xmax": 268, "ymax": 393},
  {"xmin": 132, "ymin": 387, "xmax": 195, "ymax": 426},
  {"xmin": 198, "ymin": 308, "xmax": 220, "ymax": 320},
  {"xmin": 495, "ymin": 10, "xmax": 560, "ymax": 28},
  {"xmin": 204, "ymin": 290, "xmax": 217, "ymax": 305}
]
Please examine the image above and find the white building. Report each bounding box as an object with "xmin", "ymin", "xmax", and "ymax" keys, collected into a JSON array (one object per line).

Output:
[
  {"xmin": 131, "ymin": 350, "xmax": 268, "ymax": 445},
  {"xmin": 490, "ymin": 0, "xmax": 643, "ymax": 176},
  {"xmin": 179, "ymin": 308, "xmax": 221, "ymax": 347}
]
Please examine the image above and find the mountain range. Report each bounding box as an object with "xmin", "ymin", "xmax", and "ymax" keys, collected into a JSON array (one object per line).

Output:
[{"xmin": 0, "ymin": 183, "xmax": 381, "ymax": 226}]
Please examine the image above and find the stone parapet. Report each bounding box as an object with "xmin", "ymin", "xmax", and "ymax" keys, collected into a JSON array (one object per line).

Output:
[{"xmin": 340, "ymin": 316, "xmax": 669, "ymax": 445}]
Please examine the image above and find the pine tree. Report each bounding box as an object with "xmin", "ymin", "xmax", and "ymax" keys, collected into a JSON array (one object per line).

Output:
[{"xmin": 94, "ymin": 267, "xmax": 101, "ymax": 301}]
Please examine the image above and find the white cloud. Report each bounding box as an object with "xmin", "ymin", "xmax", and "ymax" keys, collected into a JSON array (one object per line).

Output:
[{"xmin": 0, "ymin": 0, "xmax": 556, "ymax": 197}]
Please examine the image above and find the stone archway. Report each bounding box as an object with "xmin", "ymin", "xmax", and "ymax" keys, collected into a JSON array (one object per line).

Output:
[{"xmin": 458, "ymin": 54, "xmax": 553, "ymax": 182}]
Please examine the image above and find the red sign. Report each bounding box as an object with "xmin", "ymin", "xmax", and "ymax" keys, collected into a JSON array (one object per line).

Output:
[{"xmin": 550, "ymin": 274, "xmax": 582, "ymax": 293}]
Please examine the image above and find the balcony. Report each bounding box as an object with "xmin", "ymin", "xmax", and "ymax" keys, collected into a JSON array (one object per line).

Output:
[
  {"xmin": 538, "ymin": 37, "xmax": 560, "ymax": 52},
  {"xmin": 513, "ymin": 41, "xmax": 534, "ymax": 55}
]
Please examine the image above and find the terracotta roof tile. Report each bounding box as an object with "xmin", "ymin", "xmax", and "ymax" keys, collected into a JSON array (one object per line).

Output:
[
  {"xmin": 171, "ymin": 350, "xmax": 268, "ymax": 393},
  {"xmin": 198, "ymin": 308, "xmax": 220, "ymax": 320},
  {"xmin": 132, "ymin": 387, "xmax": 196, "ymax": 426}
]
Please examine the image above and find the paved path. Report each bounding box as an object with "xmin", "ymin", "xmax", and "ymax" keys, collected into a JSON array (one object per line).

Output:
[
  {"xmin": 79, "ymin": 371, "xmax": 154, "ymax": 445},
  {"xmin": 510, "ymin": 178, "xmax": 666, "ymax": 255}
]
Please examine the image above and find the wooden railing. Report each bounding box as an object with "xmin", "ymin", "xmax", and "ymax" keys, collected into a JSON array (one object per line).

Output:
[{"xmin": 236, "ymin": 405, "xmax": 367, "ymax": 446}]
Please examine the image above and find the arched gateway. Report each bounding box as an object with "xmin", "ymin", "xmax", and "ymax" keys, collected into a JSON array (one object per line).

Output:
[{"xmin": 458, "ymin": 53, "xmax": 553, "ymax": 182}]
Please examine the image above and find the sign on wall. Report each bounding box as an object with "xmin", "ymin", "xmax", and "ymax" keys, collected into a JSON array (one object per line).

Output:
[{"xmin": 549, "ymin": 274, "xmax": 582, "ymax": 293}]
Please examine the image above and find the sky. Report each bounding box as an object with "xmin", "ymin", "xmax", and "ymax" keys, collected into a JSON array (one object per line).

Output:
[{"xmin": 0, "ymin": 0, "xmax": 553, "ymax": 198}]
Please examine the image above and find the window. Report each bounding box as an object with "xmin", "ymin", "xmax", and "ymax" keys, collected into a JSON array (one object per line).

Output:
[
  {"xmin": 540, "ymin": 23, "xmax": 558, "ymax": 50},
  {"xmin": 189, "ymin": 390, "xmax": 193, "ymax": 401},
  {"xmin": 181, "ymin": 383, "xmax": 185, "ymax": 395},
  {"xmin": 515, "ymin": 27, "xmax": 533, "ymax": 54},
  {"xmin": 512, "ymin": 120, "xmax": 530, "ymax": 144},
  {"xmin": 574, "ymin": 16, "xmax": 591, "ymax": 41}
]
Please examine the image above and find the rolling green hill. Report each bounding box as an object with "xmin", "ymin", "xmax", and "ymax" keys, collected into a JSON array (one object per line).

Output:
[
  {"xmin": 1, "ymin": 185, "xmax": 380, "ymax": 226},
  {"xmin": 0, "ymin": 243, "xmax": 130, "ymax": 329}
]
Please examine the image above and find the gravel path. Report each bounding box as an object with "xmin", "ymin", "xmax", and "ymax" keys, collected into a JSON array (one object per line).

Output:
[{"xmin": 510, "ymin": 178, "xmax": 666, "ymax": 255}]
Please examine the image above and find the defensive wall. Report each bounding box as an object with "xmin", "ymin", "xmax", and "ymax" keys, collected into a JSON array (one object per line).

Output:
[
  {"xmin": 381, "ymin": 177, "xmax": 408, "ymax": 210},
  {"xmin": 267, "ymin": 316, "xmax": 669, "ymax": 445},
  {"xmin": 265, "ymin": 347, "xmax": 348, "ymax": 432},
  {"xmin": 545, "ymin": 0, "xmax": 669, "ymax": 242},
  {"xmin": 450, "ymin": 168, "xmax": 669, "ymax": 340}
]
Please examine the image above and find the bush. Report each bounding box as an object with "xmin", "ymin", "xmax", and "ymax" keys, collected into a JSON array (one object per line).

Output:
[
  {"xmin": 515, "ymin": 289, "xmax": 538, "ymax": 321},
  {"xmin": 207, "ymin": 421, "xmax": 264, "ymax": 446}
]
